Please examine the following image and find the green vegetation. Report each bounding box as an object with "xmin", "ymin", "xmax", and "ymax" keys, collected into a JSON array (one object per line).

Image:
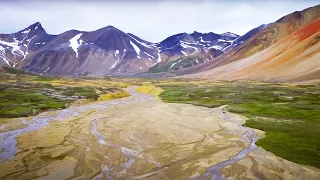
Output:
[
  {"xmin": 61, "ymin": 86, "xmax": 99, "ymax": 99},
  {"xmin": 0, "ymin": 86, "xmax": 68, "ymax": 118},
  {"xmin": 2, "ymin": 67, "xmax": 34, "ymax": 75},
  {"xmin": 0, "ymin": 68, "xmax": 138, "ymax": 118},
  {"xmin": 0, "ymin": 82, "xmax": 128, "ymax": 118},
  {"xmin": 32, "ymin": 76, "xmax": 58, "ymax": 81},
  {"xmin": 148, "ymin": 56, "xmax": 206, "ymax": 73},
  {"xmin": 159, "ymin": 82, "xmax": 320, "ymax": 168}
]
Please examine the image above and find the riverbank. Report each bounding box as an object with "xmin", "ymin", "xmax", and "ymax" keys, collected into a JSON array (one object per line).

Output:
[
  {"xmin": 0, "ymin": 70, "xmax": 131, "ymax": 118},
  {"xmin": 158, "ymin": 81, "xmax": 320, "ymax": 169}
]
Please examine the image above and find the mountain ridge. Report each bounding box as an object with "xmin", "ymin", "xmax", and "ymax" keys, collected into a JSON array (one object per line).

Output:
[
  {"xmin": 0, "ymin": 21, "xmax": 242, "ymax": 76},
  {"xmin": 172, "ymin": 4, "xmax": 320, "ymax": 78},
  {"xmin": 0, "ymin": 4, "xmax": 319, "ymax": 81},
  {"xmin": 182, "ymin": 18, "xmax": 320, "ymax": 81}
]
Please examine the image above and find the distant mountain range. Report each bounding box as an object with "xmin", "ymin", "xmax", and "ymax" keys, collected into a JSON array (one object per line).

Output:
[
  {"xmin": 0, "ymin": 4, "xmax": 319, "ymax": 81},
  {"xmin": 0, "ymin": 22, "xmax": 249, "ymax": 76}
]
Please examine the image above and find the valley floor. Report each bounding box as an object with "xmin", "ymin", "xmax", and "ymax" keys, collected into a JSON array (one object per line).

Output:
[{"xmin": 0, "ymin": 86, "xmax": 319, "ymax": 180}]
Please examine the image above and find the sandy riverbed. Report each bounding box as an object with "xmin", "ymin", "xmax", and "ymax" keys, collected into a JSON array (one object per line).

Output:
[{"xmin": 0, "ymin": 87, "xmax": 319, "ymax": 180}]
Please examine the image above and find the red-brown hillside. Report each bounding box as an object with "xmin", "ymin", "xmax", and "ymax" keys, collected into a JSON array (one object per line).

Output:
[
  {"xmin": 183, "ymin": 18, "xmax": 320, "ymax": 82},
  {"xmin": 175, "ymin": 4, "xmax": 320, "ymax": 77}
]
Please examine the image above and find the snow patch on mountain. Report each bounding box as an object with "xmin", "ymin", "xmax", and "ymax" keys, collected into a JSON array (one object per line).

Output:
[
  {"xmin": 130, "ymin": 41, "xmax": 141, "ymax": 59},
  {"xmin": 21, "ymin": 33, "xmax": 37, "ymax": 61},
  {"xmin": 144, "ymin": 52, "xmax": 154, "ymax": 58},
  {"xmin": 209, "ymin": 53, "xmax": 214, "ymax": 60},
  {"xmin": 222, "ymin": 37, "xmax": 239, "ymax": 51},
  {"xmin": 209, "ymin": 45, "xmax": 224, "ymax": 51},
  {"xmin": 0, "ymin": 29, "xmax": 36, "ymax": 65},
  {"xmin": 69, "ymin": 33, "xmax": 83, "ymax": 58},
  {"xmin": 218, "ymin": 39, "xmax": 233, "ymax": 43},
  {"xmin": 21, "ymin": 29, "xmax": 31, "ymax": 34},
  {"xmin": 181, "ymin": 51, "xmax": 187, "ymax": 55},
  {"xmin": 0, "ymin": 39, "xmax": 19, "ymax": 49},
  {"xmin": 221, "ymin": 32, "xmax": 239, "ymax": 38},
  {"xmin": 109, "ymin": 60, "xmax": 118, "ymax": 69},
  {"xmin": 44, "ymin": 67, "xmax": 50, "ymax": 73},
  {"xmin": 157, "ymin": 50, "xmax": 161, "ymax": 63},
  {"xmin": 170, "ymin": 62, "xmax": 177, "ymax": 69},
  {"xmin": 0, "ymin": 46, "xmax": 10, "ymax": 66},
  {"xmin": 115, "ymin": 50, "xmax": 119, "ymax": 56},
  {"xmin": 127, "ymin": 34, "xmax": 151, "ymax": 48},
  {"xmin": 180, "ymin": 41, "xmax": 198, "ymax": 51},
  {"xmin": 200, "ymin": 37, "xmax": 211, "ymax": 43},
  {"xmin": 35, "ymin": 42, "xmax": 46, "ymax": 45}
]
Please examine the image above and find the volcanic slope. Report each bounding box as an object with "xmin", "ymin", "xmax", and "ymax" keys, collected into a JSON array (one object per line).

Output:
[
  {"xmin": 176, "ymin": 4, "xmax": 320, "ymax": 76},
  {"xmin": 183, "ymin": 18, "xmax": 320, "ymax": 81}
]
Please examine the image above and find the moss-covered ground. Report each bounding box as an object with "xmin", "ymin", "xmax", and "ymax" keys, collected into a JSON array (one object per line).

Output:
[
  {"xmin": 158, "ymin": 81, "xmax": 320, "ymax": 168},
  {"xmin": 0, "ymin": 68, "xmax": 133, "ymax": 118}
]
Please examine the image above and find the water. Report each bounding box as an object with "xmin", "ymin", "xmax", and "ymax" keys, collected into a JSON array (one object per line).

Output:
[
  {"xmin": 90, "ymin": 113, "xmax": 163, "ymax": 179},
  {"xmin": 0, "ymin": 86, "xmax": 162, "ymax": 179},
  {"xmin": 0, "ymin": 87, "xmax": 257, "ymax": 179},
  {"xmin": 200, "ymin": 108, "xmax": 257, "ymax": 180},
  {"xmin": 0, "ymin": 86, "xmax": 152, "ymax": 162},
  {"xmin": 89, "ymin": 90, "xmax": 163, "ymax": 179}
]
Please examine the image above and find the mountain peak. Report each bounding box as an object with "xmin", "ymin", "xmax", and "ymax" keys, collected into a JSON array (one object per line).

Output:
[
  {"xmin": 221, "ymin": 32, "xmax": 239, "ymax": 38},
  {"xmin": 93, "ymin": 25, "xmax": 123, "ymax": 34},
  {"xmin": 102, "ymin": 25, "xmax": 121, "ymax": 31},
  {"xmin": 191, "ymin": 31, "xmax": 202, "ymax": 35},
  {"xmin": 18, "ymin": 22, "xmax": 45, "ymax": 34},
  {"xmin": 105, "ymin": 25, "xmax": 115, "ymax": 28},
  {"xmin": 28, "ymin": 22, "xmax": 43, "ymax": 30}
]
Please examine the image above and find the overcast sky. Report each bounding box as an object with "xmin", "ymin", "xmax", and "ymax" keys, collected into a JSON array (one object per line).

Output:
[{"xmin": 0, "ymin": 0, "xmax": 318, "ymax": 42}]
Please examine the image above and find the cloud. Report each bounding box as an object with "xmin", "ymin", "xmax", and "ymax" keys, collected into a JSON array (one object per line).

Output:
[{"xmin": 0, "ymin": 0, "xmax": 318, "ymax": 42}]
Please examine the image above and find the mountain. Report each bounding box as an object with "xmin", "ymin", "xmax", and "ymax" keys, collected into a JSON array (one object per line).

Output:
[
  {"xmin": 183, "ymin": 18, "xmax": 320, "ymax": 81},
  {"xmin": 1, "ymin": 4, "xmax": 319, "ymax": 79},
  {"xmin": 0, "ymin": 24, "xmax": 162, "ymax": 76},
  {"xmin": 221, "ymin": 4, "xmax": 320, "ymax": 65},
  {"xmin": 157, "ymin": 31, "xmax": 239, "ymax": 57},
  {"xmin": 232, "ymin": 24, "xmax": 269, "ymax": 47},
  {"xmin": 147, "ymin": 27, "xmax": 272, "ymax": 74},
  {"xmin": 23, "ymin": 26, "xmax": 164, "ymax": 76},
  {"xmin": 0, "ymin": 22, "xmax": 56, "ymax": 67},
  {"xmin": 146, "ymin": 31, "xmax": 241, "ymax": 73},
  {"xmin": 0, "ymin": 23, "xmax": 242, "ymax": 76},
  {"xmin": 174, "ymin": 4, "xmax": 320, "ymax": 77}
]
